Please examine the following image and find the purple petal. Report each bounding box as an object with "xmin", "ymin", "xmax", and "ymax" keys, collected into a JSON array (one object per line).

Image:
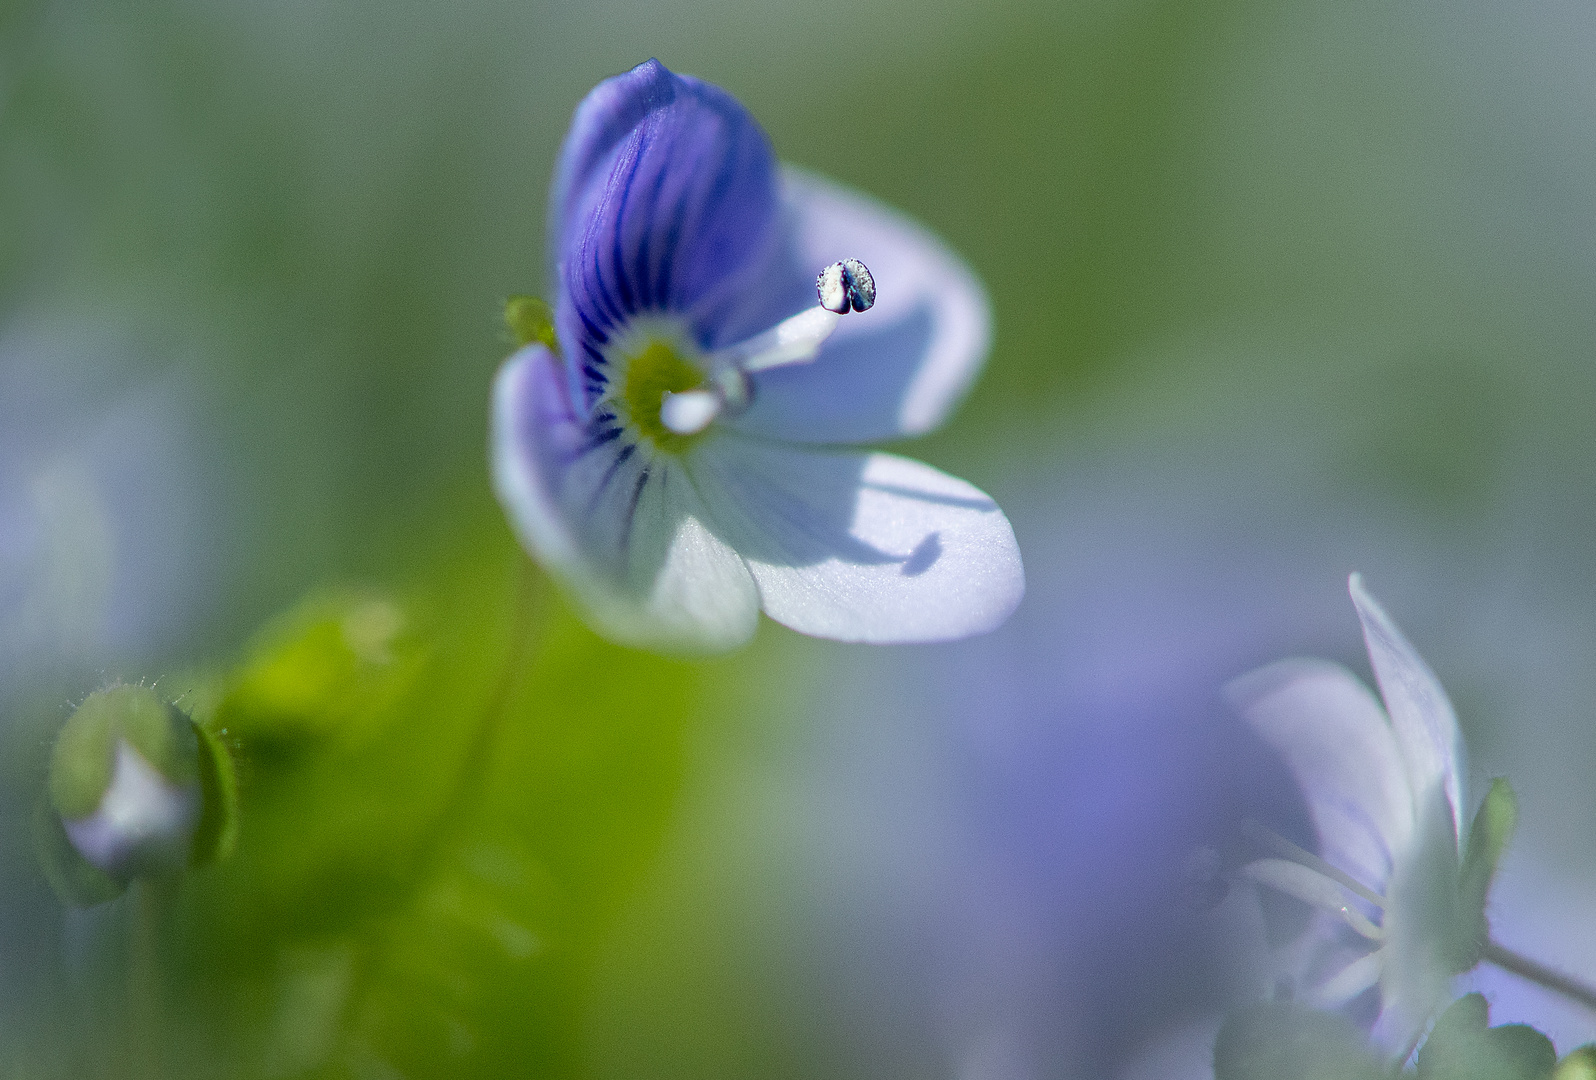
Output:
[{"xmin": 551, "ymin": 59, "xmax": 779, "ymax": 410}]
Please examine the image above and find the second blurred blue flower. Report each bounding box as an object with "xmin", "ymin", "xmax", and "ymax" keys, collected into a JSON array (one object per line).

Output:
[{"xmin": 1229, "ymin": 575, "xmax": 1485, "ymax": 1055}]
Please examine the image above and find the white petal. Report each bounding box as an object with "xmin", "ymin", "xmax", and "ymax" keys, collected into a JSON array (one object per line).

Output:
[
  {"xmin": 491, "ymin": 346, "xmax": 759, "ymax": 653},
  {"xmin": 1348, "ymin": 574, "xmax": 1465, "ymax": 845},
  {"xmin": 726, "ymin": 167, "xmax": 991, "ymax": 444},
  {"xmin": 1227, "ymin": 658, "xmax": 1414, "ymax": 892},
  {"xmin": 687, "ymin": 437, "xmax": 1023, "ymax": 643}
]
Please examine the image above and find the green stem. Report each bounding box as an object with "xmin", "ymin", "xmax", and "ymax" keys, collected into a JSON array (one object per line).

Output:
[
  {"xmin": 127, "ymin": 879, "xmax": 163, "ymax": 1080},
  {"xmin": 339, "ymin": 558, "xmax": 543, "ymax": 1025},
  {"xmin": 1483, "ymin": 939, "xmax": 1596, "ymax": 1013},
  {"xmin": 415, "ymin": 557, "xmax": 542, "ymax": 864}
]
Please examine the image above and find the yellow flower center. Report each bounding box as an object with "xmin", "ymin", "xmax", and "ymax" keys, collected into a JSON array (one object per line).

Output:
[{"xmin": 621, "ymin": 338, "xmax": 708, "ymax": 453}]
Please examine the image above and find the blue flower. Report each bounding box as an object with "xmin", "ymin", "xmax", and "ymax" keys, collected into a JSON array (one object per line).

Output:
[
  {"xmin": 1229, "ymin": 574, "xmax": 1472, "ymax": 1056},
  {"xmin": 491, "ymin": 60, "xmax": 1024, "ymax": 652}
]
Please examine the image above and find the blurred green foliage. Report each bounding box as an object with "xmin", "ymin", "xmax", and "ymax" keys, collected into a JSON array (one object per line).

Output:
[
  {"xmin": 1418, "ymin": 994, "xmax": 1556, "ymax": 1080},
  {"xmin": 1214, "ymin": 1001, "xmax": 1384, "ymax": 1080},
  {"xmin": 1557, "ymin": 1046, "xmax": 1596, "ymax": 1080},
  {"xmin": 11, "ymin": 523, "xmax": 703, "ymax": 1077},
  {"xmin": 1216, "ymin": 994, "xmax": 1596, "ymax": 1080}
]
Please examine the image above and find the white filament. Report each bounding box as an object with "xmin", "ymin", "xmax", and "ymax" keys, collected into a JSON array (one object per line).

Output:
[
  {"xmin": 1340, "ymin": 904, "xmax": 1385, "ymax": 941},
  {"xmin": 719, "ymin": 306, "xmax": 841, "ymax": 373}
]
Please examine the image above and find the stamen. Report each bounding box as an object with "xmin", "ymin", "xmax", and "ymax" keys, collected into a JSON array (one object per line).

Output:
[
  {"xmin": 660, "ymin": 389, "xmax": 722, "ymax": 435},
  {"xmin": 1339, "ymin": 904, "xmax": 1384, "ymax": 942},
  {"xmin": 640, "ymin": 260, "xmax": 878, "ymax": 440},
  {"xmin": 1309, "ymin": 952, "xmax": 1385, "ymax": 1009},
  {"xmin": 816, "ymin": 258, "xmax": 876, "ymax": 313},
  {"xmin": 711, "ymin": 366, "xmax": 751, "ymax": 414},
  {"xmin": 1240, "ymin": 818, "xmax": 1386, "ymax": 909},
  {"xmin": 1243, "ymin": 858, "xmax": 1378, "ymax": 920},
  {"xmin": 719, "ymin": 306, "xmax": 841, "ymax": 373}
]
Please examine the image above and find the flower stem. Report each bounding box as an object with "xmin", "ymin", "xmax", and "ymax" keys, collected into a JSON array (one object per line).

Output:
[
  {"xmin": 1483, "ymin": 939, "xmax": 1596, "ymax": 1013},
  {"xmin": 127, "ymin": 879, "xmax": 163, "ymax": 1080},
  {"xmin": 414, "ymin": 556, "xmax": 542, "ymax": 864}
]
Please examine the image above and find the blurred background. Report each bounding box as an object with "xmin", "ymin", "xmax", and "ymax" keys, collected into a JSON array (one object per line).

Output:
[{"xmin": 4, "ymin": 0, "xmax": 1596, "ymax": 1076}]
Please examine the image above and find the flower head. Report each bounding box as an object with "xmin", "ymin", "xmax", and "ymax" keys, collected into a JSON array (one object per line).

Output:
[
  {"xmin": 491, "ymin": 60, "xmax": 1023, "ymax": 652},
  {"xmin": 1227, "ymin": 574, "xmax": 1482, "ymax": 1055}
]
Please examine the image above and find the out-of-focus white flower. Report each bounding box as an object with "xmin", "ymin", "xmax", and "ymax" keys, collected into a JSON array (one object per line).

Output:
[{"xmin": 1228, "ymin": 573, "xmax": 1476, "ymax": 1055}]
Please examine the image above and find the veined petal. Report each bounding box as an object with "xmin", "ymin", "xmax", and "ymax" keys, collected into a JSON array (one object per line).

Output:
[
  {"xmin": 1348, "ymin": 574, "xmax": 1465, "ymax": 847},
  {"xmin": 491, "ymin": 344, "xmax": 759, "ymax": 652},
  {"xmin": 725, "ymin": 167, "xmax": 992, "ymax": 444},
  {"xmin": 687, "ymin": 437, "xmax": 1023, "ymax": 643},
  {"xmin": 551, "ymin": 59, "xmax": 780, "ymax": 410},
  {"xmin": 1227, "ymin": 658, "xmax": 1414, "ymax": 892}
]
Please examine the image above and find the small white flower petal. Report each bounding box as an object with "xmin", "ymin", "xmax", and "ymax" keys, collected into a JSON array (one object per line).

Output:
[
  {"xmin": 491, "ymin": 345, "xmax": 759, "ymax": 653},
  {"xmin": 727, "ymin": 167, "xmax": 991, "ymax": 444},
  {"xmin": 1227, "ymin": 658, "xmax": 1415, "ymax": 893},
  {"xmin": 688, "ymin": 437, "xmax": 1024, "ymax": 643},
  {"xmin": 1348, "ymin": 574, "xmax": 1465, "ymax": 846}
]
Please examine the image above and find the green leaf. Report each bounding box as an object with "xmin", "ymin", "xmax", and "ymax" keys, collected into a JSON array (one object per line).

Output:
[
  {"xmin": 504, "ymin": 295, "xmax": 558, "ymax": 352},
  {"xmin": 1555, "ymin": 1046, "xmax": 1596, "ymax": 1080},
  {"xmin": 1457, "ymin": 779, "xmax": 1518, "ymax": 970},
  {"xmin": 155, "ymin": 523, "xmax": 702, "ymax": 1075},
  {"xmin": 1214, "ymin": 1002, "xmax": 1385, "ymax": 1080},
  {"xmin": 189, "ymin": 717, "xmax": 240, "ymax": 867},
  {"xmin": 1417, "ymin": 993, "xmax": 1557, "ymax": 1080},
  {"xmin": 216, "ymin": 589, "xmax": 424, "ymax": 749}
]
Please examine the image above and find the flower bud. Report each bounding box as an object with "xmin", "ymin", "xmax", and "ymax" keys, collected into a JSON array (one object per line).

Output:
[
  {"xmin": 49, "ymin": 685, "xmax": 199, "ymax": 876},
  {"xmin": 34, "ymin": 685, "xmax": 236, "ymax": 904}
]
